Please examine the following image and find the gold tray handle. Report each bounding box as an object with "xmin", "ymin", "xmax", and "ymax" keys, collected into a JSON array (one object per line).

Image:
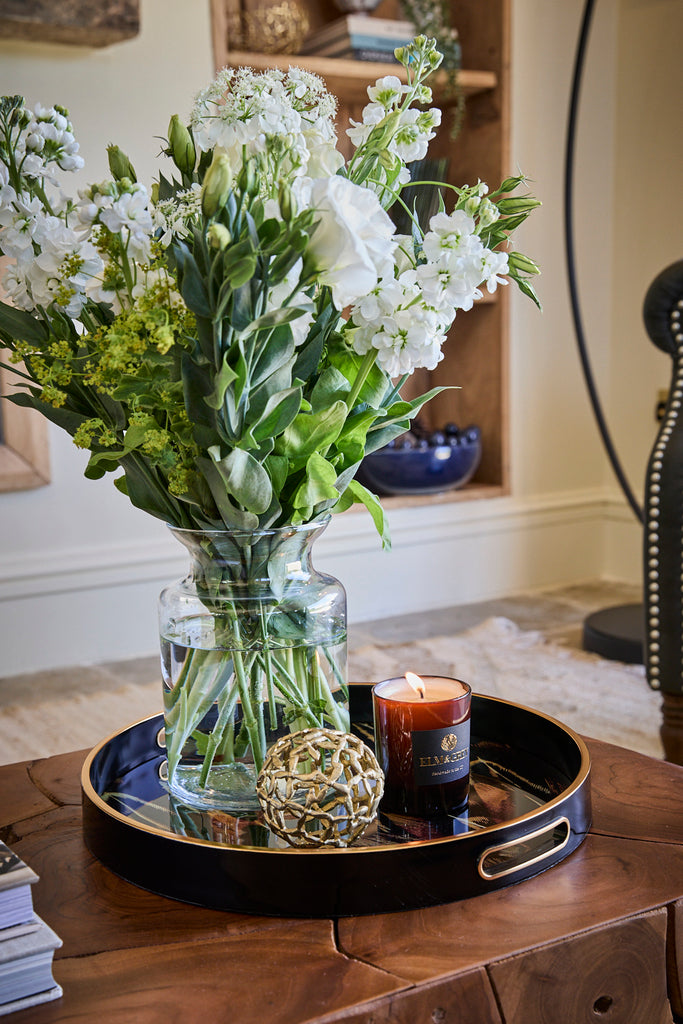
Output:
[{"xmin": 477, "ymin": 816, "xmax": 571, "ymax": 880}]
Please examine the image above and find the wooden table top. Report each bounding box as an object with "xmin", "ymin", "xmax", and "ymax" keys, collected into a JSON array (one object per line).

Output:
[{"xmin": 1, "ymin": 736, "xmax": 682, "ymax": 1024}]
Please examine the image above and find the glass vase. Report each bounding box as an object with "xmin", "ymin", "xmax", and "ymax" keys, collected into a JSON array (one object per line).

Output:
[{"xmin": 158, "ymin": 518, "xmax": 348, "ymax": 813}]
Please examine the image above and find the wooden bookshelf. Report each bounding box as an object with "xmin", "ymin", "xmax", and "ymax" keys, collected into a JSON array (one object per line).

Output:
[{"xmin": 210, "ymin": 0, "xmax": 511, "ymax": 501}]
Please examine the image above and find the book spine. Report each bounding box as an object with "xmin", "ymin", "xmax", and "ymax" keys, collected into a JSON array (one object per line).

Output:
[
  {"xmin": 300, "ymin": 16, "xmax": 416, "ymax": 51},
  {"xmin": 328, "ymin": 47, "xmax": 401, "ymax": 64},
  {"xmin": 308, "ymin": 35, "xmax": 410, "ymax": 57}
]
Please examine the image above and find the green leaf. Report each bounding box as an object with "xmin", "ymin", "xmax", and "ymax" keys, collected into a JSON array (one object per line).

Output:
[
  {"xmin": 197, "ymin": 457, "xmax": 260, "ymax": 530},
  {"xmin": 0, "ymin": 301, "xmax": 50, "ymax": 346},
  {"xmin": 225, "ymin": 256, "xmax": 257, "ymax": 289},
  {"xmin": 252, "ymin": 386, "xmax": 302, "ymax": 442},
  {"xmin": 84, "ymin": 449, "xmax": 126, "ymax": 479},
  {"xmin": 251, "ymin": 326, "xmax": 295, "ymax": 387},
  {"xmin": 181, "ymin": 353, "xmax": 216, "ymax": 429},
  {"xmin": 512, "ymin": 274, "xmax": 542, "ymax": 310},
  {"xmin": 328, "ymin": 347, "xmax": 388, "ymax": 409},
  {"xmin": 203, "ymin": 351, "xmax": 239, "ymax": 410},
  {"xmin": 208, "ymin": 446, "xmax": 272, "ymax": 514},
  {"xmin": 347, "ymin": 478, "xmax": 391, "ymax": 550},
  {"xmin": 265, "ymin": 453, "xmax": 288, "ymax": 495},
  {"xmin": 277, "ymin": 400, "xmax": 348, "ymax": 466},
  {"xmin": 310, "ymin": 367, "xmax": 350, "ymax": 413},
  {"xmin": 175, "ymin": 245, "xmax": 212, "ymax": 317},
  {"xmin": 248, "ymin": 305, "xmax": 314, "ymax": 336},
  {"xmin": 508, "ymin": 251, "xmax": 541, "ymax": 275},
  {"xmin": 292, "ymin": 452, "xmax": 339, "ymax": 510}
]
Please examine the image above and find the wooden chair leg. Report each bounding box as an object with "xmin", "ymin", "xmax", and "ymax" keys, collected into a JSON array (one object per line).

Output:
[{"xmin": 661, "ymin": 693, "xmax": 683, "ymax": 765}]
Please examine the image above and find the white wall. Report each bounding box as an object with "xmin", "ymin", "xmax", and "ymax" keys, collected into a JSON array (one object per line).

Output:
[{"xmin": 0, "ymin": 0, "xmax": 671, "ymax": 674}]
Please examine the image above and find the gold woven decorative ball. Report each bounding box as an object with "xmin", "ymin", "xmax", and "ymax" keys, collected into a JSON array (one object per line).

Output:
[{"xmin": 256, "ymin": 728, "xmax": 384, "ymax": 848}]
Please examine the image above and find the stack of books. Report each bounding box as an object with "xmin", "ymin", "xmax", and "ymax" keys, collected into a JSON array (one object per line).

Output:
[
  {"xmin": 299, "ymin": 15, "xmax": 417, "ymax": 64},
  {"xmin": 0, "ymin": 841, "xmax": 62, "ymax": 1017}
]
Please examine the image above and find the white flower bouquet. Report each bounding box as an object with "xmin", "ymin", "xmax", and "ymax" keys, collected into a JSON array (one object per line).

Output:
[{"xmin": 0, "ymin": 38, "xmax": 540, "ymax": 810}]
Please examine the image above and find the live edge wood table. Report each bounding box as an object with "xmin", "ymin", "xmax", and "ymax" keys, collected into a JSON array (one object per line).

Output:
[{"xmin": 1, "ymin": 737, "xmax": 683, "ymax": 1024}]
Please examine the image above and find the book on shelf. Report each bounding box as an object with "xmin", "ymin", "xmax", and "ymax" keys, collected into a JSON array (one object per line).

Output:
[
  {"xmin": 308, "ymin": 34, "xmax": 409, "ymax": 57},
  {"xmin": 0, "ymin": 841, "xmax": 37, "ymax": 931},
  {"xmin": 300, "ymin": 15, "xmax": 416, "ymax": 55},
  {"xmin": 318, "ymin": 46, "xmax": 401, "ymax": 65},
  {"xmin": 0, "ymin": 914, "xmax": 62, "ymax": 1017}
]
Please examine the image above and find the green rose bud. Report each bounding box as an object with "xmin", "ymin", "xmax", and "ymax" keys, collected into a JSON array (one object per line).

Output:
[
  {"xmin": 278, "ymin": 181, "xmax": 295, "ymax": 221},
  {"xmin": 107, "ymin": 144, "xmax": 137, "ymax": 183},
  {"xmin": 150, "ymin": 182, "xmax": 159, "ymax": 204},
  {"xmin": 237, "ymin": 158, "xmax": 258, "ymax": 197},
  {"xmin": 168, "ymin": 114, "xmax": 196, "ymax": 177},
  {"xmin": 378, "ymin": 149, "xmax": 400, "ymax": 174},
  {"xmin": 207, "ymin": 223, "xmax": 231, "ymax": 250},
  {"xmin": 201, "ymin": 152, "xmax": 233, "ymax": 218},
  {"xmin": 496, "ymin": 196, "xmax": 542, "ymax": 215}
]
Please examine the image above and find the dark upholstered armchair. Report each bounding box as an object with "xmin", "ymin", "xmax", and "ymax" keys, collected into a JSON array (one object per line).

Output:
[{"xmin": 643, "ymin": 259, "xmax": 683, "ymax": 763}]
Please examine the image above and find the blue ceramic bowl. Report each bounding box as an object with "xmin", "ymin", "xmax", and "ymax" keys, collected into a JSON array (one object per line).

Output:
[{"xmin": 357, "ymin": 428, "xmax": 482, "ymax": 496}]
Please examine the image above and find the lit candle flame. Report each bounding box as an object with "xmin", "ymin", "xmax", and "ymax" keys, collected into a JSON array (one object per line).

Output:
[{"xmin": 405, "ymin": 671, "xmax": 426, "ymax": 699}]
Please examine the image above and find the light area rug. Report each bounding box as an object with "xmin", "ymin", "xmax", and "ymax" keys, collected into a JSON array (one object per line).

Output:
[{"xmin": 0, "ymin": 617, "xmax": 663, "ymax": 766}]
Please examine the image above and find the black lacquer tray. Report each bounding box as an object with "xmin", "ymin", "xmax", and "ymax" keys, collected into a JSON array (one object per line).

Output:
[{"xmin": 81, "ymin": 687, "xmax": 591, "ymax": 917}]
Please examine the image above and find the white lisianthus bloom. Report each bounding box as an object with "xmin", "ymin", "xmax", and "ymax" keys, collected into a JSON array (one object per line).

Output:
[{"xmin": 305, "ymin": 176, "xmax": 396, "ymax": 310}]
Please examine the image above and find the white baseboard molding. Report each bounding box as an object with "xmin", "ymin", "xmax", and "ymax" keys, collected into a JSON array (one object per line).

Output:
[{"xmin": 0, "ymin": 487, "xmax": 619, "ymax": 675}]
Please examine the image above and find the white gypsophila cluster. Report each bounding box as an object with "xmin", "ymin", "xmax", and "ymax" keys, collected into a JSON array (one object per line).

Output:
[
  {"xmin": 151, "ymin": 184, "xmax": 202, "ymax": 248},
  {"xmin": 190, "ymin": 66, "xmax": 343, "ymax": 186},
  {"xmin": 8, "ymin": 102, "xmax": 84, "ymax": 185},
  {"xmin": 347, "ymin": 75, "xmax": 441, "ymax": 187}
]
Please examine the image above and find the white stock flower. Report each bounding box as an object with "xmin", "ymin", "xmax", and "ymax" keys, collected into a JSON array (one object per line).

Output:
[
  {"xmin": 305, "ymin": 176, "xmax": 396, "ymax": 310},
  {"xmin": 415, "ymin": 251, "xmax": 484, "ymax": 310},
  {"xmin": 0, "ymin": 194, "xmax": 43, "ymax": 260},
  {"xmin": 99, "ymin": 184, "xmax": 153, "ymax": 262},
  {"xmin": 12, "ymin": 103, "xmax": 84, "ymax": 183},
  {"xmin": 480, "ymin": 248, "xmax": 509, "ymax": 293},
  {"xmin": 349, "ymin": 268, "xmax": 452, "ymax": 377},
  {"xmin": 366, "ymin": 76, "xmax": 407, "ymax": 109},
  {"xmin": 422, "ymin": 209, "xmax": 480, "ymax": 261},
  {"xmin": 1, "ymin": 261, "xmax": 33, "ymax": 310},
  {"xmin": 17, "ymin": 215, "xmax": 103, "ymax": 316}
]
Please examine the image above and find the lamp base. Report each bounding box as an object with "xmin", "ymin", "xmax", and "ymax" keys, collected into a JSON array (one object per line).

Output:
[{"xmin": 582, "ymin": 603, "xmax": 644, "ymax": 665}]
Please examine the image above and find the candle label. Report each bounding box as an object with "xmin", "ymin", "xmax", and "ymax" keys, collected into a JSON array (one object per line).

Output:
[{"xmin": 411, "ymin": 721, "xmax": 470, "ymax": 785}]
